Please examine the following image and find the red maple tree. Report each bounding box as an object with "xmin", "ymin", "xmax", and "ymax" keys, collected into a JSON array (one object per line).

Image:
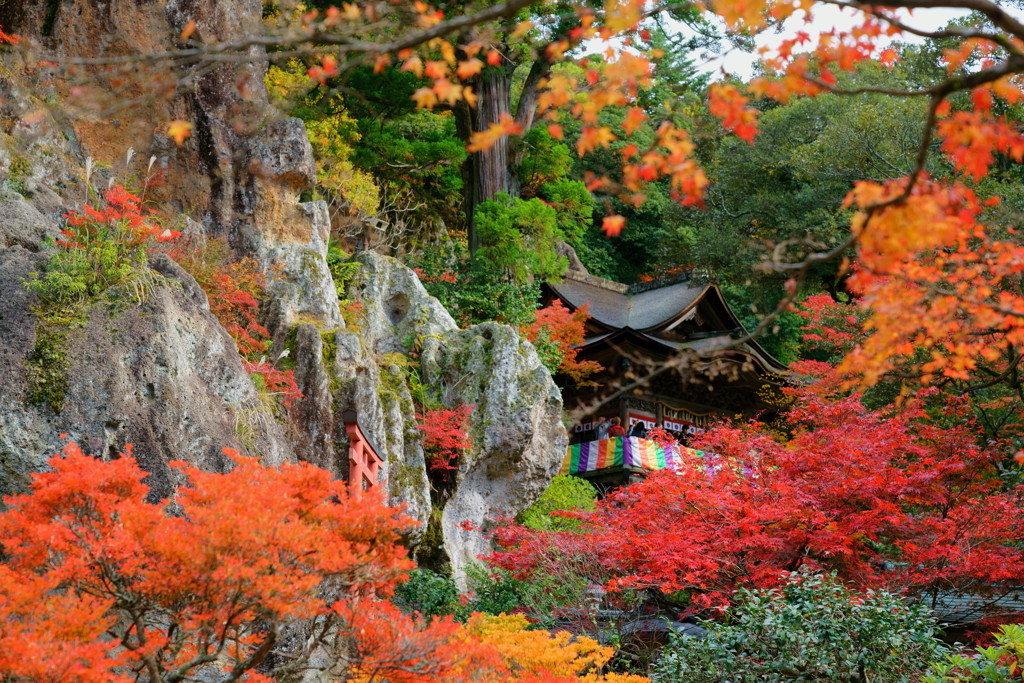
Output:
[
  {"xmin": 520, "ymin": 300, "xmax": 602, "ymax": 383},
  {"xmin": 169, "ymin": 238, "xmax": 302, "ymax": 409},
  {"xmin": 489, "ymin": 387, "xmax": 1024, "ymax": 618},
  {"xmin": 417, "ymin": 404, "xmax": 474, "ymax": 476}
]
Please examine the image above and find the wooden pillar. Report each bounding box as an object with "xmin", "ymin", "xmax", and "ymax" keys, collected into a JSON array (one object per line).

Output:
[
  {"xmin": 343, "ymin": 409, "xmax": 384, "ymax": 499},
  {"xmin": 348, "ymin": 435, "xmax": 365, "ymax": 498}
]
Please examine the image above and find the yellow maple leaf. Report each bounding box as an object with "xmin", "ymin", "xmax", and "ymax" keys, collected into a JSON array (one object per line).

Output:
[
  {"xmin": 166, "ymin": 120, "xmax": 192, "ymax": 146},
  {"xmin": 576, "ymin": 126, "xmax": 617, "ymax": 156},
  {"xmin": 412, "ymin": 87, "xmax": 438, "ymax": 109}
]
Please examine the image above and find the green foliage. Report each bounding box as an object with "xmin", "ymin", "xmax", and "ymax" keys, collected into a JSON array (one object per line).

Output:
[
  {"xmin": 326, "ymin": 243, "xmax": 360, "ymax": 300},
  {"xmin": 23, "ymin": 188, "xmax": 168, "ymax": 412},
  {"xmin": 524, "ymin": 326, "xmax": 562, "ymax": 376},
  {"xmin": 453, "ymin": 273, "xmax": 539, "ymax": 328},
  {"xmin": 464, "ymin": 563, "xmax": 528, "ymax": 618},
  {"xmin": 24, "ymin": 310, "xmax": 76, "ymax": 413},
  {"xmin": 557, "ymin": 97, "xmax": 681, "ymax": 282},
  {"xmin": 474, "ymin": 193, "xmax": 567, "ymax": 284},
  {"xmin": 924, "ymin": 624, "xmax": 1024, "ymax": 683},
  {"xmin": 5, "ymin": 155, "xmax": 30, "ymax": 197},
  {"xmin": 409, "ymin": 236, "xmax": 540, "ymax": 328},
  {"xmin": 718, "ymin": 281, "xmax": 804, "ymax": 366},
  {"xmin": 518, "ymin": 475, "xmax": 597, "ymax": 532},
  {"xmin": 345, "ymin": 67, "xmax": 467, "ymax": 229},
  {"xmin": 26, "ymin": 228, "xmax": 148, "ymax": 309},
  {"xmin": 516, "ymin": 127, "xmax": 574, "ymax": 197},
  {"xmin": 394, "ymin": 568, "xmax": 461, "ymax": 618},
  {"xmin": 653, "ymin": 573, "xmax": 947, "ymax": 683},
  {"xmin": 539, "ymin": 178, "xmax": 593, "ymax": 245},
  {"xmin": 266, "ymin": 60, "xmax": 380, "ymax": 214}
]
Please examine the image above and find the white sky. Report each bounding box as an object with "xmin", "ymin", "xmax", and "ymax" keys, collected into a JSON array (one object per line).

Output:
[{"xmin": 696, "ymin": 6, "xmax": 973, "ymax": 80}]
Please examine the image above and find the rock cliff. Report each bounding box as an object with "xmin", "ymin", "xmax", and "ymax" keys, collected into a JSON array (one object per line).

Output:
[{"xmin": 0, "ymin": 0, "xmax": 568, "ymax": 576}]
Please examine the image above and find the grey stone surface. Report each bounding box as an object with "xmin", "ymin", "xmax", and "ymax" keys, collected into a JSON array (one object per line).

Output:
[
  {"xmin": 432, "ymin": 322, "xmax": 568, "ymax": 583},
  {"xmin": 335, "ymin": 254, "xmax": 567, "ymax": 580},
  {"xmin": 0, "ymin": 217, "xmax": 292, "ymax": 501}
]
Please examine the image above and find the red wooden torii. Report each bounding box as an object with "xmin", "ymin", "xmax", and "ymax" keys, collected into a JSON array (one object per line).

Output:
[{"xmin": 341, "ymin": 409, "xmax": 384, "ymax": 497}]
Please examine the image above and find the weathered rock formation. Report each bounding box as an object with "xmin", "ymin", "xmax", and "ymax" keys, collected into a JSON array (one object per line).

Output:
[
  {"xmin": 328, "ymin": 253, "xmax": 568, "ymax": 577},
  {"xmin": 0, "ymin": 195, "xmax": 291, "ymax": 501}
]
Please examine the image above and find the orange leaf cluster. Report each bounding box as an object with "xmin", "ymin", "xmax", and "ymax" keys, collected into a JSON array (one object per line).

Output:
[
  {"xmin": 843, "ymin": 176, "xmax": 1024, "ymax": 387},
  {"xmin": 467, "ymin": 113, "xmax": 523, "ymax": 153},
  {"xmin": 937, "ymin": 91, "xmax": 1024, "ymax": 181},
  {"xmin": 0, "ymin": 442, "xmax": 426, "ymax": 681},
  {"xmin": 0, "ymin": 442, "xmax": 655, "ymax": 681},
  {"xmin": 708, "ymin": 83, "xmax": 759, "ymax": 143},
  {"xmin": 449, "ymin": 614, "xmax": 648, "ymax": 682},
  {"xmin": 520, "ymin": 300, "xmax": 603, "ymax": 383}
]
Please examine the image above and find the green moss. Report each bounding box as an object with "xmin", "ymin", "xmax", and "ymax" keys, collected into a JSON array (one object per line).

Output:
[
  {"xmin": 414, "ymin": 505, "xmax": 448, "ymax": 570},
  {"xmin": 6, "ymin": 156, "xmax": 30, "ymax": 197},
  {"xmin": 25, "ymin": 325, "xmax": 70, "ymax": 413},
  {"xmin": 320, "ymin": 329, "xmax": 340, "ymax": 394},
  {"xmin": 390, "ymin": 459, "xmax": 420, "ymax": 493},
  {"xmin": 279, "ymin": 325, "xmax": 300, "ymax": 372},
  {"xmin": 24, "ymin": 305, "xmax": 84, "ymax": 414}
]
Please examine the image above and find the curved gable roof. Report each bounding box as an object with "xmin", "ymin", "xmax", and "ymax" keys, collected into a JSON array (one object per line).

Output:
[
  {"xmin": 546, "ymin": 272, "xmax": 788, "ymax": 373},
  {"xmin": 551, "ymin": 275, "xmax": 707, "ymax": 331}
]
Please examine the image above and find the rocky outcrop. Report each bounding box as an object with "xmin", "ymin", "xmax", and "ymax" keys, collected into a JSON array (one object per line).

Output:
[
  {"xmin": 0, "ymin": 197, "xmax": 292, "ymax": 501},
  {"xmin": 430, "ymin": 323, "xmax": 567, "ymax": 580},
  {"xmin": 332, "ymin": 254, "xmax": 567, "ymax": 580}
]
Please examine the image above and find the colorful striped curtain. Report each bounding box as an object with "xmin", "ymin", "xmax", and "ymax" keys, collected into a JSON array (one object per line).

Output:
[{"xmin": 560, "ymin": 437, "xmax": 715, "ymax": 475}]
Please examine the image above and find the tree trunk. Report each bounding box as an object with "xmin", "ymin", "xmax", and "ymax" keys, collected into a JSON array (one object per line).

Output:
[
  {"xmin": 458, "ymin": 57, "xmax": 549, "ymax": 255},
  {"xmin": 458, "ymin": 66, "xmax": 514, "ymax": 255}
]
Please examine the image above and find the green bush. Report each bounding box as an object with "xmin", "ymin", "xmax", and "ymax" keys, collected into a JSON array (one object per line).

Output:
[
  {"xmin": 924, "ymin": 624, "xmax": 1024, "ymax": 682},
  {"xmin": 474, "ymin": 193, "xmax": 567, "ymax": 284},
  {"xmin": 464, "ymin": 563, "xmax": 527, "ymax": 618},
  {"xmin": 540, "ymin": 178, "xmax": 593, "ymax": 245},
  {"xmin": 393, "ymin": 568, "xmax": 461, "ymax": 618},
  {"xmin": 26, "ymin": 222, "xmax": 149, "ymax": 308},
  {"xmin": 408, "ymin": 239, "xmax": 540, "ymax": 328},
  {"xmin": 653, "ymin": 572, "xmax": 947, "ymax": 683},
  {"xmin": 518, "ymin": 475, "xmax": 597, "ymax": 532}
]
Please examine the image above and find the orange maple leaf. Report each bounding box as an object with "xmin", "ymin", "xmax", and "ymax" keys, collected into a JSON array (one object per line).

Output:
[
  {"xmin": 412, "ymin": 87, "xmax": 438, "ymax": 109},
  {"xmin": 602, "ymin": 215, "xmax": 626, "ymax": 237},
  {"xmin": 467, "ymin": 114, "xmax": 522, "ymax": 153},
  {"xmin": 622, "ymin": 107, "xmax": 647, "ymax": 135},
  {"xmin": 577, "ymin": 126, "xmax": 617, "ymax": 156},
  {"xmin": 456, "ymin": 58, "xmax": 483, "ymax": 81},
  {"xmin": 166, "ymin": 120, "xmax": 192, "ymax": 146},
  {"xmin": 708, "ymin": 83, "xmax": 759, "ymax": 143}
]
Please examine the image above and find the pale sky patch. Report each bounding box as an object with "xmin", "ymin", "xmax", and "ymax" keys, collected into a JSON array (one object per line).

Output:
[{"xmin": 694, "ymin": 6, "xmax": 973, "ymax": 80}]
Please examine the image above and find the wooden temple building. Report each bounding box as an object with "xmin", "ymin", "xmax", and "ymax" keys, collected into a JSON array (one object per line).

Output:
[{"xmin": 542, "ymin": 270, "xmax": 788, "ymax": 491}]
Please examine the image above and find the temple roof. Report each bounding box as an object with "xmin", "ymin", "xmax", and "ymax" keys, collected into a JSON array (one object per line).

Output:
[
  {"xmin": 551, "ymin": 274, "xmax": 707, "ymax": 331},
  {"xmin": 544, "ymin": 271, "xmax": 788, "ymax": 375}
]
